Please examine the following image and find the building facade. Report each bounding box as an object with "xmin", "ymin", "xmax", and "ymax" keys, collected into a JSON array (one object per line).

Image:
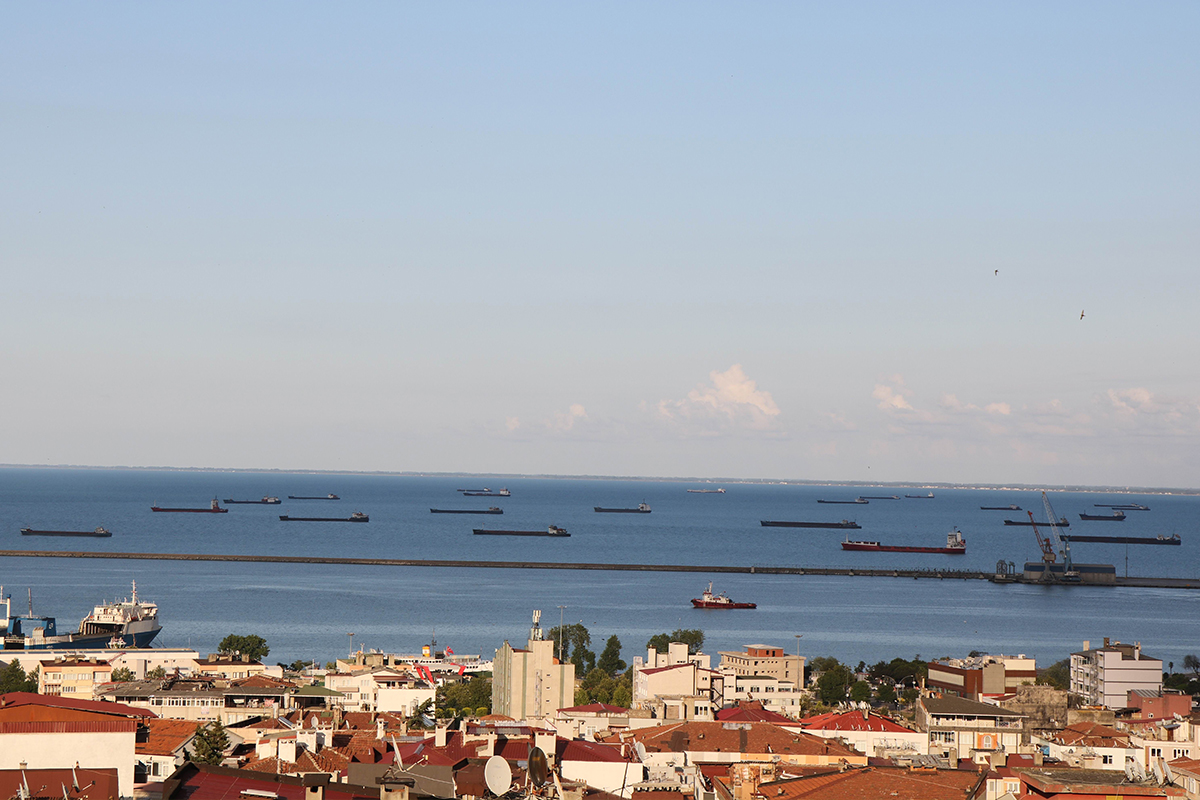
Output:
[
  {"xmin": 492, "ymin": 611, "xmax": 575, "ymax": 719},
  {"xmin": 1070, "ymin": 639, "xmax": 1162, "ymax": 709}
]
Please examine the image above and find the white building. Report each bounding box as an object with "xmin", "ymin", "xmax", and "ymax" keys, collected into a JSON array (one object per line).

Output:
[
  {"xmin": 1070, "ymin": 639, "xmax": 1162, "ymax": 709},
  {"xmin": 492, "ymin": 611, "xmax": 575, "ymax": 720}
]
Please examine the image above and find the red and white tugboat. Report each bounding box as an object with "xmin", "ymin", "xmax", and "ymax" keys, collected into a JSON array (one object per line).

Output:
[{"xmin": 691, "ymin": 582, "xmax": 757, "ymax": 609}]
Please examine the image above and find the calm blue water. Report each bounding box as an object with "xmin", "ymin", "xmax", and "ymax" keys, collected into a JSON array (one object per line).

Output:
[{"xmin": 2, "ymin": 468, "xmax": 1199, "ymax": 670}]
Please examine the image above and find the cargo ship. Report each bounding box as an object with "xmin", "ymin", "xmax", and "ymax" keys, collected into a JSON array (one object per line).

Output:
[
  {"xmin": 760, "ymin": 520, "xmax": 861, "ymax": 529},
  {"xmin": 462, "ymin": 489, "xmax": 511, "ymax": 497},
  {"xmin": 280, "ymin": 512, "xmax": 369, "ymax": 522},
  {"xmin": 151, "ymin": 499, "xmax": 227, "ymax": 513},
  {"xmin": 430, "ymin": 507, "xmax": 503, "ymax": 514},
  {"xmin": 20, "ymin": 527, "xmax": 111, "ymax": 538},
  {"xmin": 223, "ymin": 496, "xmax": 281, "ymax": 505},
  {"xmin": 1004, "ymin": 517, "xmax": 1070, "ymax": 528},
  {"xmin": 594, "ymin": 503, "xmax": 651, "ymax": 513},
  {"xmin": 906, "ymin": 492, "xmax": 935, "ymax": 499},
  {"xmin": 981, "ymin": 505, "xmax": 1021, "ymax": 511},
  {"xmin": 287, "ymin": 494, "xmax": 340, "ymax": 500},
  {"xmin": 691, "ymin": 582, "xmax": 755, "ymax": 609},
  {"xmin": 1078, "ymin": 511, "xmax": 1127, "ymax": 521},
  {"xmin": 842, "ymin": 529, "xmax": 966, "ymax": 554},
  {"xmin": 818, "ymin": 498, "xmax": 868, "ymax": 505},
  {"xmin": 1061, "ymin": 534, "xmax": 1180, "ymax": 545},
  {"xmin": 860, "ymin": 495, "xmax": 899, "ymax": 500},
  {"xmin": 473, "ymin": 525, "xmax": 569, "ymax": 537},
  {"xmin": 686, "ymin": 488, "xmax": 725, "ymax": 494},
  {"xmin": 2, "ymin": 581, "xmax": 161, "ymax": 650},
  {"xmin": 1095, "ymin": 503, "xmax": 1150, "ymax": 511}
]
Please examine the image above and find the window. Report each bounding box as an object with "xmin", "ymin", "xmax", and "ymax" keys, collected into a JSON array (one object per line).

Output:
[
  {"xmin": 1149, "ymin": 748, "xmax": 1162, "ymax": 758},
  {"xmin": 1102, "ymin": 755, "xmax": 1113, "ymax": 765},
  {"xmin": 932, "ymin": 731, "xmax": 955, "ymax": 744}
]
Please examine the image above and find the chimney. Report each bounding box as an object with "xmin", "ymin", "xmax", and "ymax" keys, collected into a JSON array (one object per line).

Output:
[
  {"xmin": 435, "ymin": 725, "xmax": 449, "ymax": 747},
  {"xmin": 303, "ymin": 773, "xmax": 329, "ymax": 800},
  {"xmin": 376, "ymin": 718, "xmax": 386, "ymax": 740},
  {"xmin": 279, "ymin": 737, "xmax": 298, "ymax": 763},
  {"xmin": 534, "ymin": 730, "xmax": 556, "ymax": 763},
  {"xmin": 1104, "ymin": 637, "xmax": 1111, "ymax": 648},
  {"xmin": 1083, "ymin": 640, "xmax": 1090, "ymax": 652},
  {"xmin": 1034, "ymin": 749, "xmax": 1044, "ymax": 767},
  {"xmin": 482, "ymin": 732, "xmax": 496, "ymax": 757}
]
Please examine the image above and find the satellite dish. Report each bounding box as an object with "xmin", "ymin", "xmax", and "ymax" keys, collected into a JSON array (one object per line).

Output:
[
  {"xmin": 1164, "ymin": 760, "xmax": 1175, "ymax": 785},
  {"xmin": 634, "ymin": 741, "xmax": 648, "ymax": 762},
  {"xmin": 528, "ymin": 746, "xmax": 549, "ymax": 788},
  {"xmin": 1152, "ymin": 759, "xmax": 1166, "ymax": 785},
  {"xmin": 484, "ymin": 756, "xmax": 512, "ymax": 797},
  {"xmin": 1125, "ymin": 762, "xmax": 1136, "ymax": 782}
]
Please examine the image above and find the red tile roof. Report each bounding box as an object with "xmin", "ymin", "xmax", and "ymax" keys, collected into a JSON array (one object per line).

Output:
[
  {"xmin": 604, "ymin": 722, "xmax": 862, "ymax": 759},
  {"xmin": 639, "ymin": 664, "xmax": 694, "ymax": 676},
  {"xmin": 0, "ymin": 767, "xmax": 120, "ymax": 800},
  {"xmin": 138, "ymin": 719, "xmax": 200, "ymax": 756},
  {"xmin": 1051, "ymin": 721, "xmax": 1130, "ymax": 748},
  {"xmin": 716, "ymin": 701, "xmax": 794, "ymax": 724},
  {"xmin": 756, "ymin": 766, "xmax": 986, "ymax": 800},
  {"xmin": 559, "ymin": 702, "xmax": 631, "ymax": 715},
  {"xmin": 0, "ymin": 692, "xmax": 154, "ymax": 719},
  {"xmin": 800, "ymin": 710, "xmax": 916, "ymax": 734},
  {"xmin": 0, "ymin": 721, "xmax": 138, "ymax": 735},
  {"xmin": 164, "ymin": 763, "xmax": 378, "ymax": 800}
]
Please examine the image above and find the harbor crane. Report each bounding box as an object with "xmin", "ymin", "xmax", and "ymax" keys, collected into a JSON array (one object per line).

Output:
[{"xmin": 1028, "ymin": 490, "xmax": 1080, "ymax": 583}]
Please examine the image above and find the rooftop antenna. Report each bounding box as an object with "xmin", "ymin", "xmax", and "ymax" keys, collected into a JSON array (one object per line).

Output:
[
  {"xmin": 390, "ymin": 735, "xmax": 403, "ymax": 770},
  {"xmin": 530, "ymin": 610, "xmax": 543, "ymax": 641}
]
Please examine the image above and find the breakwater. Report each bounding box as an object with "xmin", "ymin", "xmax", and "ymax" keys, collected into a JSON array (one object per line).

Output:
[{"xmin": 2, "ymin": 549, "xmax": 1198, "ymax": 589}]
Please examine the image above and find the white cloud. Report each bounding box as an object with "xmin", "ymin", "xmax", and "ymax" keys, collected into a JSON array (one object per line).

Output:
[
  {"xmin": 505, "ymin": 417, "xmax": 521, "ymax": 431},
  {"xmin": 548, "ymin": 403, "xmax": 588, "ymax": 432},
  {"xmin": 985, "ymin": 402, "xmax": 1011, "ymax": 416},
  {"xmin": 873, "ymin": 383, "xmax": 913, "ymax": 411},
  {"xmin": 657, "ymin": 364, "xmax": 781, "ymax": 430}
]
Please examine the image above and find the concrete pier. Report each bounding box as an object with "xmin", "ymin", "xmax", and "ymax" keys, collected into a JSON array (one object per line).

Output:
[{"xmin": 1, "ymin": 549, "xmax": 1198, "ymax": 589}]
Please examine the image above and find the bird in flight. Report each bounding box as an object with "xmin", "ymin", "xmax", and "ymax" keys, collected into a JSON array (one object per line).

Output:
[
  {"xmin": 1080, "ymin": 310, "xmax": 1085, "ymax": 320},
  {"xmin": 994, "ymin": 269, "xmax": 998, "ymax": 276}
]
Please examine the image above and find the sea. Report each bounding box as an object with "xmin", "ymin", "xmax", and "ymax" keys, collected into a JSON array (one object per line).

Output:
[{"xmin": 2, "ymin": 467, "xmax": 1199, "ymax": 671}]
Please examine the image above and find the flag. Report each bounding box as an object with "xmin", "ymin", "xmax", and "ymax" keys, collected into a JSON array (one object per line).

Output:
[{"xmin": 445, "ymin": 647, "xmax": 453, "ymax": 655}]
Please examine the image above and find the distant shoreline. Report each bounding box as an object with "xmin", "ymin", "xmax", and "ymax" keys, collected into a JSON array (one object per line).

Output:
[{"xmin": 0, "ymin": 462, "xmax": 1195, "ymax": 496}]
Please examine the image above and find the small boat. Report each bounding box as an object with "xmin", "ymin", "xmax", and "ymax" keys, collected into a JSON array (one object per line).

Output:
[
  {"xmin": 859, "ymin": 495, "xmax": 899, "ymax": 500},
  {"xmin": 1095, "ymin": 503, "xmax": 1150, "ymax": 511},
  {"xmin": 1003, "ymin": 517, "xmax": 1070, "ymax": 527},
  {"xmin": 687, "ymin": 488, "xmax": 726, "ymax": 494},
  {"xmin": 473, "ymin": 525, "xmax": 569, "ymax": 537},
  {"xmin": 280, "ymin": 511, "xmax": 369, "ymax": 522},
  {"xmin": 981, "ymin": 504, "xmax": 1022, "ymax": 511},
  {"xmin": 842, "ymin": 528, "xmax": 966, "ymax": 554},
  {"xmin": 760, "ymin": 519, "xmax": 860, "ymax": 529},
  {"xmin": 1079, "ymin": 511, "xmax": 1127, "ymax": 521},
  {"xmin": 818, "ymin": 498, "xmax": 868, "ymax": 505},
  {"xmin": 691, "ymin": 582, "xmax": 755, "ymax": 609},
  {"xmin": 287, "ymin": 494, "xmax": 340, "ymax": 500},
  {"xmin": 1061, "ymin": 534, "xmax": 1180, "ymax": 545},
  {"xmin": 905, "ymin": 492, "xmax": 935, "ymax": 499},
  {"xmin": 223, "ymin": 496, "xmax": 282, "ymax": 505},
  {"xmin": 20, "ymin": 527, "xmax": 112, "ymax": 538},
  {"xmin": 463, "ymin": 488, "xmax": 511, "ymax": 497},
  {"xmin": 430, "ymin": 507, "xmax": 503, "ymax": 514},
  {"xmin": 151, "ymin": 499, "xmax": 227, "ymax": 513},
  {"xmin": 594, "ymin": 503, "xmax": 652, "ymax": 513}
]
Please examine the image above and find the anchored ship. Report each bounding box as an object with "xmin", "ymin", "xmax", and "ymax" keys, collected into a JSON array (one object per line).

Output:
[
  {"xmin": 2, "ymin": 581, "xmax": 161, "ymax": 650},
  {"xmin": 1061, "ymin": 534, "xmax": 1180, "ymax": 545},
  {"xmin": 151, "ymin": 498, "xmax": 227, "ymax": 513},
  {"xmin": 287, "ymin": 494, "xmax": 340, "ymax": 500},
  {"xmin": 594, "ymin": 503, "xmax": 651, "ymax": 513},
  {"xmin": 842, "ymin": 529, "xmax": 967, "ymax": 554},
  {"xmin": 462, "ymin": 488, "xmax": 511, "ymax": 497},
  {"xmin": 818, "ymin": 498, "xmax": 868, "ymax": 505},
  {"xmin": 280, "ymin": 512, "xmax": 369, "ymax": 522},
  {"xmin": 686, "ymin": 488, "xmax": 725, "ymax": 494},
  {"xmin": 20, "ymin": 527, "xmax": 112, "ymax": 538},
  {"xmin": 1079, "ymin": 511, "xmax": 1127, "ymax": 521},
  {"xmin": 981, "ymin": 505, "xmax": 1022, "ymax": 511},
  {"xmin": 223, "ymin": 496, "xmax": 281, "ymax": 505},
  {"xmin": 1004, "ymin": 517, "xmax": 1070, "ymax": 528},
  {"xmin": 430, "ymin": 507, "xmax": 503, "ymax": 514},
  {"xmin": 760, "ymin": 520, "xmax": 861, "ymax": 529},
  {"xmin": 691, "ymin": 582, "xmax": 755, "ymax": 609},
  {"xmin": 473, "ymin": 525, "xmax": 569, "ymax": 537}
]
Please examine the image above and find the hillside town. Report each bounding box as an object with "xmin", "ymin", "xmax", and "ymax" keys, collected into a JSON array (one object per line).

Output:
[{"xmin": 3, "ymin": 611, "xmax": 1200, "ymax": 800}]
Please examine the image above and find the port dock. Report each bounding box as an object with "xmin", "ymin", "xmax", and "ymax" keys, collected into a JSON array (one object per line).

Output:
[{"xmin": 1, "ymin": 550, "xmax": 1197, "ymax": 589}]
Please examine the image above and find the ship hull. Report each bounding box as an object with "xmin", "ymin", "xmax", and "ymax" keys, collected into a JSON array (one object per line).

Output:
[
  {"xmin": 1061, "ymin": 535, "xmax": 1179, "ymax": 545},
  {"xmin": 473, "ymin": 529, "xmax": 569, "ymax": 537},
  {"xmin": 20, "ymin": 529, "xmax": 111, "ymax": 538},
  {"xmin": 594, "ymin": 507, "xmax": 651, "ymax": 513},
  {"xmin": 690, "ymin": 600, "xmax": 756, "ymax": 609},
  {"xmin": 279, "ymin": 516, "xmax": 368, "ymax": 522},
  {"xmin": 462, "ymin": 492, "xmax": 509, "ymax": 497},
  {"xmin": 761, "ymin": 520, "xmax": 860, "ymax": 529},
  {"xmin": 817, "ymin": 500, "xmax": 867, "ymax": 505},
  {"xmin": 841, "ymin": 542, "xmax": 965, "ymax": 554},
  {"xmin": 981, "ymin": 506, "xmax": 1021, "ymax": 511},
  {"xmin": 151, "ymin": 507, "xmax": 227, "ymax": 513},
  {"xmin": 223, "ymin": 499, "xmax": 282, "ymax": 505},
  {"xmin": 430, "ymin": 508, "xmax": 503, "ymax": 514},
  {"xmin": 1003, "ymin": 519, "xmax": 1070, "ymax": 527},
  {"xmin": 1078, "ymin": 514, "xmax": 1126, "ymax": 521}
]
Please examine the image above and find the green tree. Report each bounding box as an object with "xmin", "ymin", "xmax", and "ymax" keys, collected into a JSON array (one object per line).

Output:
[
  {"xmin": 436, "ymin": 675, "xmax": 492, "ymax": 716},
  {"xmin": 283, "ymin": 659, "xmax": 311, "ymax": 673},
  {"xmin": 849, "ymin": 680, "xmax": 872, "ymax": 703},
  {"xmin": 110, "ymin": 666, "xmax": 136, "ymax": 683},
  {"xmin": 571, "ymin": 641, "xmax": 596, "ymax": 674},
  {"xmin": 815, "ymin": 660, "xmax": 854, "ymax": 705},
  {"xmin": 146, "ymin": 666, "xmax": 167, "ymax": 681},
  {"xmin": 0, "ymin": 660, "xmax": 38, "ymax": 693},
  {"xmin": 1037, "ymin": 659, "xmax": 1070, "ymax": 690},
  {"xmin": 192, "ymin": 721, "xmax": 230, "ymax": 765},
  {"xmin": 408, "ymin": 698, "xmax": 434, "ymax": 729},
  {"xmin": 900, "ymin": 687, "xmax": 919, "ymax": 706},
  {"xmin": 646, "ymin": 629, "xmax": 704, "ymax": 655},
  {"xmin": 876, "ymin": 683, "xmax": 897, "ymax": 705},
  {"xmin": 1184, "ymin": 655, "xmax": 1200, "ymax": 676},
  {"xmin": 597, "ymin": 635, "xmax": 626, "ymax": 675},
  {"xmin": 218, "ymin": 634, "xmax": 269, "ymax": 661},
  {"xmin": 548, "ymin": 624, "xmax": 591, "ymax": 663}
]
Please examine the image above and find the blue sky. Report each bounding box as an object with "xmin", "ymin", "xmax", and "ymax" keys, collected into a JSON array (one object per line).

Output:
[{"xmin": 2, "ymin": 3, "xmax": 1198, "ymax": 485}]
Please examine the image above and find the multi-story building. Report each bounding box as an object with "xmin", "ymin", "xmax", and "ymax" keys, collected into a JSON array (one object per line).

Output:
[
  {"xmin": 926, "ymin": 654, "xmax": 1037, "ymax": 700},
  {"xmin": 1070, "ymin": 639, "xmax": 1162, "ymax": 709},
  {"xmin": 719, "ymin": 674, "xmax": 805, "ymax": 718},
  {"xmin": 632, "ymin": 643, "xmax": 719, "ymax": 720},
  {"xmin": 492, "ymin": 611, "xmax": 575, "ymax": 720},
  {"xmin": 38, "ymin": 656, "xmax": 113, "ymax": 700},
  {"xmin": 917, "ymin": 696, "xmax": 1026, "ymax": 762},
  {"xmin": 718, "ymin": 644, "xmax": 804, "ymax": 690}
]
